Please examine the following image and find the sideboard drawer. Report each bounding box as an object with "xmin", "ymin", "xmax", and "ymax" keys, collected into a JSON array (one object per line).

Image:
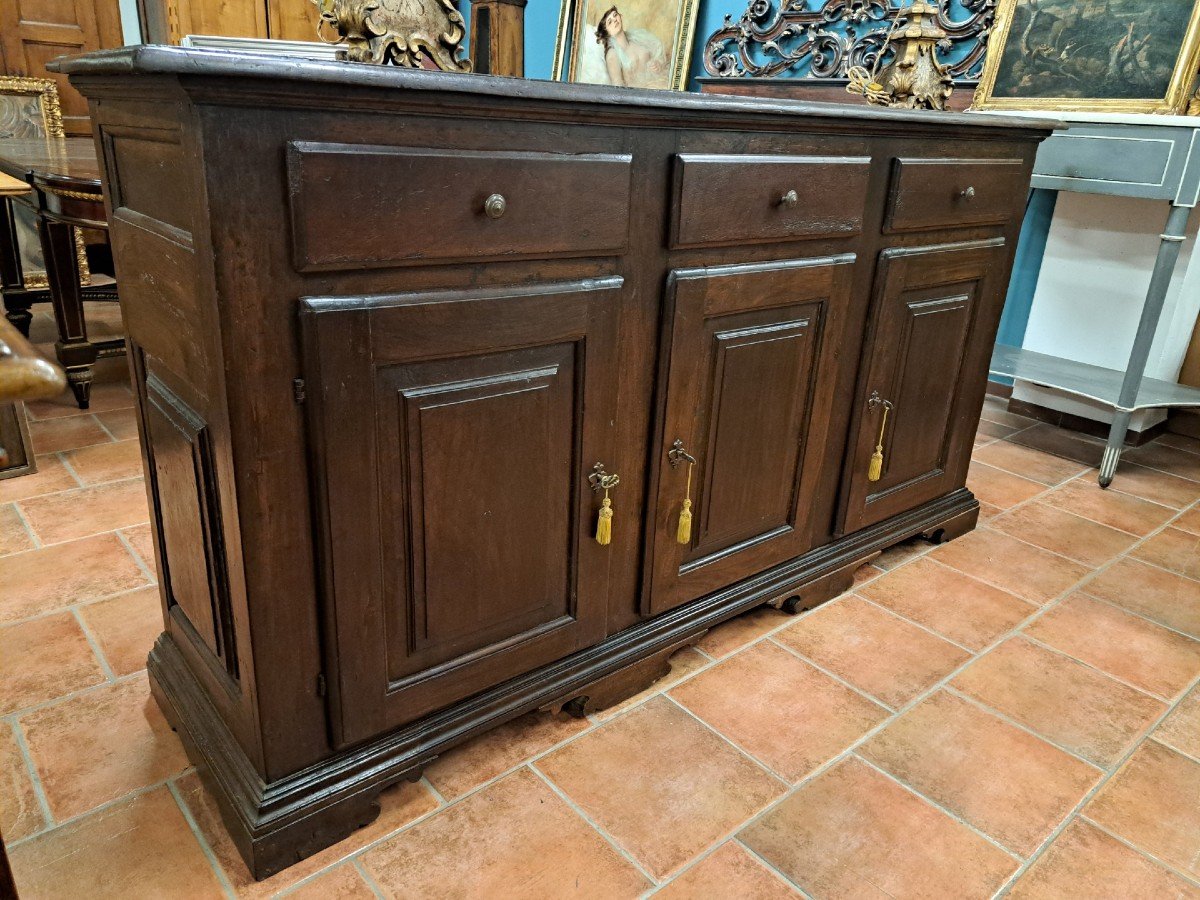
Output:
[
  {"xmin": 884, "ymin": 158, "xmax": 1027, "ymax": 233},
  {"xmin": 671, "ymin": 154, "xmax": 871, "ymax": 249},
  {"xmin": 287, "ymin": 142, "xmax": 634, "ymax": 271}
]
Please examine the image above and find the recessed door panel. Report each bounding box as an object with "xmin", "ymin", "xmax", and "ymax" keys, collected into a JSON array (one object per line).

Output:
[
  {"xmin": 647, "ymin": 255, "xmax": 855, "ymax": 615},
  {"xmin": 302, "ymin": 278, "xmax": 621, "ymax": 745},
  {"xmin": 842, "ymin": 239, "xmax": 1008, "ymax": 533},
  {"xmin": 378, "ymin": 346, "xmax": 576, "ymax": 678}
]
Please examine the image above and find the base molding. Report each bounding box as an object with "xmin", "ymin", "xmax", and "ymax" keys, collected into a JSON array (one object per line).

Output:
[{"xmin": 150, "ymin": 488, "xmax": 979, "ymax": 880}]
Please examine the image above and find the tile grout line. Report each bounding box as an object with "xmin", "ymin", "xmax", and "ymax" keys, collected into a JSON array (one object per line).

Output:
[
  {"xmin": 1016, "ymin": 631, "xmax": 1179, "ymax": 703},
  {"xmin": 5, "ymin": 773, "xmax": 192, "ymax": 849},
  {"xmin": 55, "ymin": 451, "xmax": 88, "ymax": 489},
  {"xmin": 166, "ymin": 777, "xmax": 238, "ymax": 899},
  {"xmin": 851, "ymin": 593, "xmax": 979, "ymax": 655},
  {"xmin": 7, "ymin": 717, "xmax": 55, "ymax": 833},
  {"xmin": 940, "ymin": 684, "xmax": 1107, "ymax": 772},
  {"xmin": 351, "ymin": 857, "xmax": 388, "ymax": 899},
  {"xmin": 1144, "ymin": 734, "xmax": 1200, "ymax": 768},
  {"xmin": 852, "ymin": 752, "xmax": 1025, "ymax": 862},
  {"xmin": 1078, "ymin": 815, "xmax": 1200, "ymax": 891},
  {"xmin": 70, "ymin": 606, "xmax": 119, "ymax": 683},
  {"xmin": 525, "ymin": 762, "xmax": 661, "ymax": 888},
  {"xmin": 659, "ymin": 693, "xmax": 792, "ymax": 786},
  {"xmin": 766, "ymin": 635, "xmax": 900, "ymax": 712},
  {"xmin": 0, "ymin": 580, "xmax": 157, "ymax": 630},
  {"xmin": 3, "ymin": 502, "xmax": 42, "ymax": 554},
  {"xmin": 1, "ymin": 668, "xmax": 143, "ymax": 722},
  {"xmin": 115, "ymin": 525, "xmax": 158, "ymax": 583},
  {"xmin": 91, "ymin": 413, "xmax": 122, "ymax": 443},
  {"xmin": 417, "ymin": 774, "xmax": 448, "ymax": 807},
  {"xmin": 731, "ymin": 837, "xmax": 819, "ymax": 900},
  {"xmin": 635, "ymin": 832, "xmax": 744, "ymax": 898}
]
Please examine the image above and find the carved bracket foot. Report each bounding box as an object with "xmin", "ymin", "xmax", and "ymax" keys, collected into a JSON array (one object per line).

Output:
[{"xmin": 554, "ymin": 633, "xmax": 707, "ymax": 718}]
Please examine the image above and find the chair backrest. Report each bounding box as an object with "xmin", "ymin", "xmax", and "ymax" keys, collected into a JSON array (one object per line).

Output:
[{"xmin": 0, "ymin": 76, "xmax": 65, "ymax": 140}]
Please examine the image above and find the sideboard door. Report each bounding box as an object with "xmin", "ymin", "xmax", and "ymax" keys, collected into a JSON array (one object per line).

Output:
[
  {"xmin": 841, "ymin": 238, "xmax": 1007, "ymax": 533},
  {"xmin": 301, "ymin": 278, "xmax": 621, "ymax": 745},
  {"xmin": 645, "ymin": 255, "xmax": 856, "ymax": 615}
]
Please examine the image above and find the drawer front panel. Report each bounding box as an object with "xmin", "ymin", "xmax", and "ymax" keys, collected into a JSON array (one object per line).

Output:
[
  {"xmin": 671, "ymin": 154, "xmax": 871, "ymax": 249},
  {"xmin": 885, "ymin": 158, "xmax": 1027, "ymax": 233},
  {"xmin": 288, "ymin": 142, "xmax": 633, "ymax": 271},
  {"xmin": 301, "ymin": 278, "xmax": 621, "ymax": 744},
  {"xmin": 1035, "ymin": 133, "xmax": 1174, "ymax": 189}
]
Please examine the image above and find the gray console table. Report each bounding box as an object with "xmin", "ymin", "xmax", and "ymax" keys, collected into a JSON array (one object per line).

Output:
[{"xmin": 987, "ymin": 112, "xmax": 1200, "ymax": 487}]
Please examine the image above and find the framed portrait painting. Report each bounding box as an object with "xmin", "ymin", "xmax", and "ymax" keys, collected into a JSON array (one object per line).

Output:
[
  {"xmin": 973, "ymin": 0, "xmax": 1200, "ymax": 114},
  {"xmin": 552, "ymin": 0, "xmax": 701, "ymax": 90}
]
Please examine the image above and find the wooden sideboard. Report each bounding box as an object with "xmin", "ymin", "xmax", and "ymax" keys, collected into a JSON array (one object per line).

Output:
[{"xmin": 57, "ymin": 46, "xmax": 1054, "ymax": 879}]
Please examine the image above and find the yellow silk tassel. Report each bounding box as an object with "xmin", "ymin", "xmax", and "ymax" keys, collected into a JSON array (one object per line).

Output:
[
  {"xmin": 596, "ymin": 495, "xmax": 613, "ymax": 546},
  {"xmin": 676, "ymin": 462, "xmax": 694, "ymax": 545},
  {"xmin": 868, "ymin": 404, "xmax": 890, "ymax": 483}
]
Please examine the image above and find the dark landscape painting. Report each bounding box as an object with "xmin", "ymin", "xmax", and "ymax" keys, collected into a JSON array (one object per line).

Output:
[{"xmin": 993, "ymin": 0, "xmax": 1194, "ymax": 99}]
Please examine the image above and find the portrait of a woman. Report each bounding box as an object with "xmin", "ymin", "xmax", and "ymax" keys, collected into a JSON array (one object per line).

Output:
[{"xmin": 587, "ymin": 6, "xmax": 668, "ymax": 88}]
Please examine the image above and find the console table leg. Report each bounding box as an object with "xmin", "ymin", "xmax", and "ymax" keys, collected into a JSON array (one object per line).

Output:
[
  {"xmin": 38, "ymin": 216, "xmax": 95, "ymax": 410},
  {"xmin": 1098, "ymin": 203, "xmax": 1191, "ymax": 489}
]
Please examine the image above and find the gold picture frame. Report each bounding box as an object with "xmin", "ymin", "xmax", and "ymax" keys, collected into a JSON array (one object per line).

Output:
[
  {"xmin": 973, "ymin": 0, "xmax": 1200, "ymax": 114},
  {"xmin": 0, "ymin": 75, "xmax": 66, "ymax": 140},
  {"xmin": 552, "ymin": 0, "xmax": 701, "ymax": 91}
]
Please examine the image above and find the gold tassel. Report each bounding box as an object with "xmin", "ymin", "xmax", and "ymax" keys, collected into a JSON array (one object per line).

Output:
[
  {"xmin": 676, "ymin": 460, "xmax": 694, "ymax": 545},
  {"xmin": 596, "ymin": 495, "xmax": 613, "ymax": 546},
  {"xmin": 867, "ymin": 402, "xmax": 890, "ymax": 483},
  {"xmin": 868, "ymin": 447, "xmax": 883, "ymax": 482},
  {"xmin": 676, "ymin": 499, "xmax": 692, "ymax": 544}
]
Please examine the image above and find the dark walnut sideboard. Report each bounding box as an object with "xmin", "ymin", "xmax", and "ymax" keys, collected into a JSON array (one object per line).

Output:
[{"xmin": 56, "ymin": 46, "xmax": 1054, "ymax": 879}]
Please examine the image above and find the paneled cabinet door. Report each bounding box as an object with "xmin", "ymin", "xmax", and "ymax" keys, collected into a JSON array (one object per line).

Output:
[
  {"xmin": 301, "ymin": 278, "xmax": 621, "ymax": 746},
  {"xmin": 841, "ymin": 238, "xmax": 1008, "ymax": 533},
  {"xmin": 646, "ymin": 255, "xmax": 856, "ymax": 615}
]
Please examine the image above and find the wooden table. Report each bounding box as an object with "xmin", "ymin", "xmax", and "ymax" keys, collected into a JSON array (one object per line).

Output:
[{"xmin": 0, "ymin": 137, "xmax": 122, "ymax": 408}]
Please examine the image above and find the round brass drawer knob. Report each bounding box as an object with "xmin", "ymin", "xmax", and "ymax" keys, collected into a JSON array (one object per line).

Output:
[
  {"xmin": 960, "ymin": 186, "xmax": 977, "ymax": 200},
  {"xmin": 780, "ymin": 189, "xmax": 799, "ymax": 208},
  {"xmin": 484, "ymin": 193, "xmax": 507, "ymax": 219}
]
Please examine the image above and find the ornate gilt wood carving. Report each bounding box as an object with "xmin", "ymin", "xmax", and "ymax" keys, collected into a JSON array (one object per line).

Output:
[
  {"xmin": 848, "ymin": 1, "xmax": 955, "ymax": 108},
  {"xmin": 313, "ymin": 0, "xmax": 471, "ymax": 71},
  {"xmin": 702, "ymin": 0, "xmax": 994, "ymax": 82}
]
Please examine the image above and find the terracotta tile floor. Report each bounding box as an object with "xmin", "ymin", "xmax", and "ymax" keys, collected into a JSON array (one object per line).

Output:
[{"xmin": 3, "ymin": 371, "xmax": 1200, "ymax": 897}]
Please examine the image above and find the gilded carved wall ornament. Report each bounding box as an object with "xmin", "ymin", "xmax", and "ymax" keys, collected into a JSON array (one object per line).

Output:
[
  {"xmin": 702, "ymin": 0, "xmax": 994, "ymax": 83},
  {"xmin": 313, "ymin": 0, "xmax": 471, "ymax": 71},
  {"xmin": 847, "ymin": 1, "xmax": 955, "ymax": 108}
]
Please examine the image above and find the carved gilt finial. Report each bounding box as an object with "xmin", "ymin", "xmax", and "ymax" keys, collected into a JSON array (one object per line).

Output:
[{"xmin": 313, "ymin": 0, "xmax": 471, "ymax": 71}]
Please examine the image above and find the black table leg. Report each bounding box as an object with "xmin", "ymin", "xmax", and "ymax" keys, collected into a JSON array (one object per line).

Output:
[{"xmin": 38, "ymin": 216, "xmax": 94, "ymax": 409}]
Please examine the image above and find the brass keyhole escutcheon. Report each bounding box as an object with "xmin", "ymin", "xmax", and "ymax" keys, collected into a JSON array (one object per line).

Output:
[{"xmin": 484, "ymin": 193, "xmax": 507, "ymax": 219}]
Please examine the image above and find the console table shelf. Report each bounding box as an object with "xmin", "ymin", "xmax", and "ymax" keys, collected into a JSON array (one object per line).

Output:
[{"xmin": 990, "ymin": 343, "xmax": 1200, "ymax": 412}]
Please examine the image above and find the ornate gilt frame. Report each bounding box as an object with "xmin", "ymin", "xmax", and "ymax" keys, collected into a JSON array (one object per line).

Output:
[
  {"xmin": 972, "ymin": 0, "xmax": 1200, "ymax": 114},
  {"xmin": 0, "ymin": 75, "xmax": 65, "ymax": 138},
  {"xmin": 552, "ymin": 0, "xmax": 702, "ymax": 90}
]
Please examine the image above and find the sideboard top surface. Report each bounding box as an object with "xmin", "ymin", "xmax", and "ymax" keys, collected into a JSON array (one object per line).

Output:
[{"xmin": 54, "ymin": 45, "xmax": 1059, "ymax": 137}]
